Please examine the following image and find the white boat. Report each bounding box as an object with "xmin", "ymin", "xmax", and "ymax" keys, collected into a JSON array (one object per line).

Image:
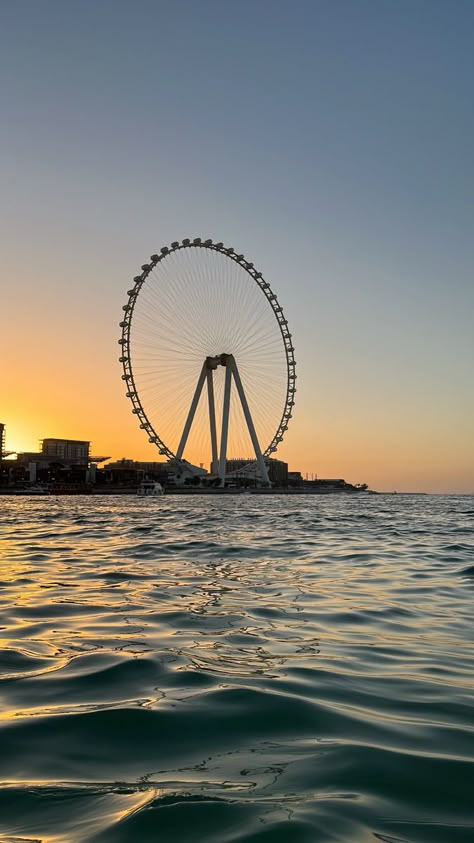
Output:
[{"xmin": 137, "ymin": 479, "xmax": 164, "ymax": 497}]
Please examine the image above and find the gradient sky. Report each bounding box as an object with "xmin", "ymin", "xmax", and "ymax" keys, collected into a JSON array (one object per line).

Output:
[{"xmin": 2, "ymin": 0, "xmax": 473, "ymax": 492}]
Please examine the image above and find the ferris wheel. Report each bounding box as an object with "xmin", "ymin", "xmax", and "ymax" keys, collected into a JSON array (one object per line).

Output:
[{"xmin": 119, "ymin": 239, "xmax": 296, "ymax": 486}]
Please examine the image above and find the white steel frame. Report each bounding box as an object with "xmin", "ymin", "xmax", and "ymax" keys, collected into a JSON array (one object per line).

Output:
[
  {"xmin": 174, "ymin": 354, "xmax": 270, "ymax": 486},
  {"xmin": 118, "ymin": 238, "xmax": 296, "ymax": 485}
]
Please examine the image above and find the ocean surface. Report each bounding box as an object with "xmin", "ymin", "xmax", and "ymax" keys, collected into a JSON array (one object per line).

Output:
[{"xmin": 0, "ymin": 494, "xmax": 473, "ymax": 843}]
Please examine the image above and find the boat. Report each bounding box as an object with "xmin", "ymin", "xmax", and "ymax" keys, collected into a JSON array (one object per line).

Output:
[
  {"xmin": 137, "ymin": 479, "xmax": 164, "ymax": 497},
  {"xmin": 12, "ymin": 484, "xmax": 51, "ymax": 495}
]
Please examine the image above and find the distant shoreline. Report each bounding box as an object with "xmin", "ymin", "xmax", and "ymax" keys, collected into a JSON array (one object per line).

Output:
[
  {"xmin": 0, "ymin": 487, "xmax": 378, "ymax": 498},
  {"xmin": 2, "ymin": 487, "xmax": 470, "ymax": 497},
  {"xmin": 0, "ymin": 486, "xmax": 375, "ymax": 496}
]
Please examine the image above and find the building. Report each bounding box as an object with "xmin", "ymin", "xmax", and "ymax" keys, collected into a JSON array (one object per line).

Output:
[
  {"xmin": 165, "ymin": 459, "xmax": 207, "ymax": 486},
  {"xmin": 107, "ymin": 459, "xmax": 167, "ymax": 473},
  {"xmin": 301, "ymin": 477, "xmax": 367, "ymax": 493},
  {"xmin": 306, "ymin": 478, "xmax": 346, "ymax": 490},
  {"xmin": 288, "ymin": 471, "xmax": 304, "ymax": 487},
  {"xmin": 15, "ymin": 438, "xmax": 94, "ymax": 472},
  {"xmin": 12, "ymin": 437, "xmax": 108, "ymax": 486},
  {"xmin": 104, "ymin": 458, "xmax": 168, "ymax": 486},
  {"xmin": 225, "ymin": 457, "xmax": 288, "ymax": 486},
  {"xmin": 0, "ymin": 423, "xmax": 8, "ymax": 486},
  {"xmin": 41, "ymin": 438, "xmax": 90, "ymax": 464},
  {"xmin": 103, "ymin": 458, "xmax": 206, "ymax": 487}
]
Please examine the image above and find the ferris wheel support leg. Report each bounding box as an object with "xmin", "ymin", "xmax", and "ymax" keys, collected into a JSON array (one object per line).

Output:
[
  {"xmin": 218, "ymin": 361, "xmax": 233, "ymax": 486},
  {"xmin": 230, "ymin": 356, "xmax": 271, "ymax": 487},
  {"xmin": 206, "ymin": 369, "xmax": 218, "ymax": 475},
  {"xmin": 176, "ymin": 362, "xmax": 208, "ymax": 461}
]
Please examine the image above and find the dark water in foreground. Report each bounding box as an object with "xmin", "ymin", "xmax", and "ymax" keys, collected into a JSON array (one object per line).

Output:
[{"xmin": 0, "ymin": 494, "xmax": 473, "ymax": 843}]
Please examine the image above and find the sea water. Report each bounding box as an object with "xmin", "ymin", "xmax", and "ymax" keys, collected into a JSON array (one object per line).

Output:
[{"xmin": 0, "ymin": 494, "xmax": 472, "ymax": 842}]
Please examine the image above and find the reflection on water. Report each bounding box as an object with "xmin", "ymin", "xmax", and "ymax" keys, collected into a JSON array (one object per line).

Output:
[{"xmin": 0, "ymin": 494, "xmax": 473, "ymax": 842}]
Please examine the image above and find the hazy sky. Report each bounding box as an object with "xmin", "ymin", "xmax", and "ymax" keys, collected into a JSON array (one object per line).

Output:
[{"xmin": 2, "ymin": 0, "xmax": 473, "ymax": 492}]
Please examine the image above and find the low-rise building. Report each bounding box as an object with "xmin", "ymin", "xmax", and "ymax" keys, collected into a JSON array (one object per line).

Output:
[
  {"xmin": 288, "ymin": 471, "xmax": 304, "ymax": 487},
  {"xmin": 41, "ymin": 438, "xmax": 90, "ymax": 464},
  {"xmin": 104, "ymin": 458, "xmax": 168, "ymax": 486},
  {"xmin": 12, "ymin": 438, "xmax": 108, "ymax": 486},
  {"xmin": 225, "ymin": 457, "xmax": 288, "ymax": 486}
]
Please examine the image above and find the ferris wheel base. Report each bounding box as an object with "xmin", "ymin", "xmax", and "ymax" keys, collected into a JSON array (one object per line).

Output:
[{"xmin": 175, "ymin": 354, "xmax": 271, "ymax": 488}]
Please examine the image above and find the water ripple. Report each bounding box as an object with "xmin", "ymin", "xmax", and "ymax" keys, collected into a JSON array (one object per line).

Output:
[{"xmin": 0, "ymin": 494, "xmax": 473, "ymax": 842}]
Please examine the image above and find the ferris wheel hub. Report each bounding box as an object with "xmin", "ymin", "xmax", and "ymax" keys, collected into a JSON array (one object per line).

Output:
[{"xmin": 205, "ymin": 353, "xmax": 232, "ymax": 370}]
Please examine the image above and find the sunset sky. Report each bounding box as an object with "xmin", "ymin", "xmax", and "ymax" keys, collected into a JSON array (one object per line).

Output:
[{"xmin": 2, "ymin": 0, "xmax": 473, "ymax": 492}]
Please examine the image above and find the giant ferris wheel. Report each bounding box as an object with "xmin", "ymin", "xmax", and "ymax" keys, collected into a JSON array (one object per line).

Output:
[{"xmin": 119, "ymin": 239, "xmax": 296, "ymax": 486}]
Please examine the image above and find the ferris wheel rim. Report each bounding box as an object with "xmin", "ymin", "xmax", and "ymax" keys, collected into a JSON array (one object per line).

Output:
[{"xmin": 118, "ymin": 239, "xmax": 296, "ymax": 462}]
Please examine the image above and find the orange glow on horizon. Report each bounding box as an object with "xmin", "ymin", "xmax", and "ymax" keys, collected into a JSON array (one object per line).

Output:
[
  {"xmin": 3, "ymin": 296, "xmax": 473, "ymax": 495},
  {"xmin": 3, "ymin": 390, "xmax": 473, "ymax": 494}
]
